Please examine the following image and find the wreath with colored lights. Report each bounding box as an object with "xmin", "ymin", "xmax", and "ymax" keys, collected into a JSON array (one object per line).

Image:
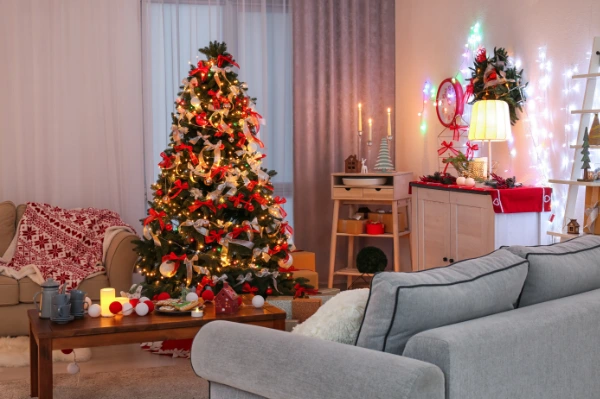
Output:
[{"xmin": 467, "ymin": 47, "xmax": 527, "ymax": 125}]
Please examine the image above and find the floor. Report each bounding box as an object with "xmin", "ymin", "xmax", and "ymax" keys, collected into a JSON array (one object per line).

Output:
[{"xmin": 0, "ymin": 343, "xmax": 190, "ymax": 382}]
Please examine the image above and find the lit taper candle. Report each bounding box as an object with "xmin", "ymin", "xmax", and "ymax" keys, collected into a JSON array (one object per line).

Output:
[
  {"xmin": 387, "ymin": 108, "xmax": 392, "ymax": 138},
  {"xmin": 368, "ymin": 118, "xmax": 373, "ymax": 142},
  {"xmin": 358, "ymin": 103, "xmax": 363, "ymax": 133}
]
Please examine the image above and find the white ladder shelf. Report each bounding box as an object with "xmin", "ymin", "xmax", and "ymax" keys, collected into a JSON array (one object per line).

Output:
[{"xmin": 548, "ymin": 37, "xmax": 600, "ymax": 240}]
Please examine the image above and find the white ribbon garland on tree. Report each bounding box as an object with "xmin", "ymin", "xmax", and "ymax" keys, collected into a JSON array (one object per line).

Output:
[{"xmin": 235, "ymin": 272, "xmax": 253, "ymax": 286}]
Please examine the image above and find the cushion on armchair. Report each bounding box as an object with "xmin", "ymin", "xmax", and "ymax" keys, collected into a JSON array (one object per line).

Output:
[
  {"xmin": 355, "ymin": 249, "xmax": 528, "ymax": 355},
  {"xmin": 0, "ymin": 201, "xmax": 16, "ymax": 257}
]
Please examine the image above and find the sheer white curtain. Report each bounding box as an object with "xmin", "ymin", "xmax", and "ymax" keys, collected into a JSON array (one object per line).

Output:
[
  {"xmin": 141, "ymin": 0, "xmax": 294, "ymax": 224},
  {"xmin": 0, "ymin": 0, "xmax": 146, "ymax": 229}
]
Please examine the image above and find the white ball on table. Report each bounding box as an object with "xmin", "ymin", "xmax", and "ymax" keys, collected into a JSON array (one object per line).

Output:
[
  {"xmin": 122, "ymin": 302, "xmax": 134, "ymax": 316},
  {"xmin": 135, "ymin": 302, "xmax": 149, "ymax": 316},
  {"xmin": 139, "ymin": 296, "xmax": 150, "ymax": 303},
  {"xmin": 465, "ymin": 177, "xmax": 476, "ymax": 187},
  {"xmin": 251, "ymin": 295, "xmax": 265, "ymax": 308},
  {"xmin": 456, "ymin": 176, "xmax": 466, "ymax": 186},
  {"xmin": 87, "ymin": 304, "xmax": 101, "ymax": 318},
  {"xmin": 185, "ymin": 292, "xmax": 199, "ymax": 302}
]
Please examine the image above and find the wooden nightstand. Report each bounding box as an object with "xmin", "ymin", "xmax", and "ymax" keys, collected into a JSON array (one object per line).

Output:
[{"xmin": 328, "ymin": 172, "xmax": 413, "ymax": 288}]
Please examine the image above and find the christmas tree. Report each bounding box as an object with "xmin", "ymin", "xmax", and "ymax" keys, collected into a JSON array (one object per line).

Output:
[
  {"xmin": 374, "ymin": 138, "xmax": 394, "ymax": 172},
  {"xmin": 581, "ymin": 127, "xmax": 591, "ymax": 180},
  {"xmin": 135, "ymin": 42, "xmax": 297, "ymax": 298}
]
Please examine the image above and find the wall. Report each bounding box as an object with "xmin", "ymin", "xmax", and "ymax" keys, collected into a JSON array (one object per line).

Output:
[{"xmin": 395, "ymin": 0, "xmax": 600, "ymax": 229}]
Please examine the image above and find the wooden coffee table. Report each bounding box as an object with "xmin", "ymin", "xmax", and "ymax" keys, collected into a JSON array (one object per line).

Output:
[{"xmin": 28, "ymin": 296, "xmax": 285, "ymax": 399}]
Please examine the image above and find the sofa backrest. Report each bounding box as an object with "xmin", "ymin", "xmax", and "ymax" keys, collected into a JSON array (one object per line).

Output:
[
  {"xmin": 0, "ymin": 201, "xmax": 17, "ymax": 257},
  {"xmin": 403, "ymin": 288, "xmax": 600, "ymax": 399},
  {"xmin": 505, "ymin": 235, "xmax": 600, "ymax": 307}
]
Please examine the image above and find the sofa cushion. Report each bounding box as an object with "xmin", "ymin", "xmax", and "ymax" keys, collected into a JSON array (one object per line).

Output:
[
  {"xmin": 505, "ymin": 235, "xmax": 600, "ymax": 307},
  {"xmin": 16, "ymin": 203, "xmax": 27, "ymax": 225},
  {"xmin": 0, "ymin": 201, "xmax": 16, "ymax": 257},
  {"xmin": 19, "ymin": 274, "xmax": 109, "ymax": 303},
  {"xmin": 355, "ymin": 249, "xmax": 528, "ymax": 355},
  {"xmin": 0, "ymin": 275, "xmax": 19, "ymax": 305}
]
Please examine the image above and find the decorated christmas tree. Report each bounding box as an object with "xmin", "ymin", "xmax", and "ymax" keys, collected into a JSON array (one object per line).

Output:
[
  {"xmin": 135, "ymin": 42, "xmax": 297, "ymax": 298},
  {"xmin": 374, "ymin": 138, "xmax": 394, "ymax": 172}
]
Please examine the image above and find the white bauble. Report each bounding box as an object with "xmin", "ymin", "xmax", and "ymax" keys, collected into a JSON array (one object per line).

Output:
[
  {"xmin": 251, "ymin": 295, "xmax": 265, "ymax": 308},
  {"xmin": 190, "ymin": 97, "xmax": 201, "ymax": 108},
  {"xmin": 278, "ymin": 254, "xmax": 293, "ymax": 270},
  {"xmin": 456, "ymin": 176, "xmax": 466, "ymax": 186},
  {"xmin": 88, "ymin": 304, "xmax": 101, "ymax": 318},
  {"xmin": 121, "ymin": 303, "xmax": 134, "ymax": 316},
  {"xmin": 186, "ymin": 292, "xmax": 199, "ymax": 302},
  {"xmin": 465, "ymin": 177, "xmax": 476, "ymax": 187},
  {"xmin": 135, "ymin": 302, "xmax": 149, "ymax": 316},
  {"xmin": 67, "ymin": 362, "xmax": 80, "ymax": 375},
  {"xmin": 139, "ymin": 296, "xmax": 150, "ymax": 303},
  {"xmin": 159, "ymin": 261, "xmax": 177, "ymax": 278}
]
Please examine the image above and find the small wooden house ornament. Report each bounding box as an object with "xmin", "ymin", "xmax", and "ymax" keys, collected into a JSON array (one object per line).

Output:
[
  {"xmin": 567, "ymin": 219, "xmax": 580, "ymax": 235},
  {"xmin": 345, "ymin": 155, "xmax": 359, "ymax": 173},
  {"xmin": 215, "ymin": 282, "xmax": 240, "ymax": 314}
]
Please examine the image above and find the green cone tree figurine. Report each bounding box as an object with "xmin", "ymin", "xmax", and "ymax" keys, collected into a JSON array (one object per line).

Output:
[
  {"xmin": 581, "ymin": 127, "xmax": 591, "ymax": 181},
  {"xmin": 374, "ymin": 138, "xmax": 394, "ymax": 172},
  {"xmin": 135, "ymin": 42, "xmax": 297, "ymax": 298}
]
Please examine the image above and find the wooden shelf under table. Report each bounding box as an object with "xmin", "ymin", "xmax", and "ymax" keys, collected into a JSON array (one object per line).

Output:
[{"xmin": 336, "ymin": 231, "xmax": 410, "ymax": 238}]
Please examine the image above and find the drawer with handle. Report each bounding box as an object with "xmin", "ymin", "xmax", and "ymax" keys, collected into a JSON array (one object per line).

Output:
[
  {"xmin": 363, "ymin": 188, "xmax": 394, "ymax": 200},
  {"xmin": 333, "ymin": 187, "xmax": 363, "ymax": 199}
]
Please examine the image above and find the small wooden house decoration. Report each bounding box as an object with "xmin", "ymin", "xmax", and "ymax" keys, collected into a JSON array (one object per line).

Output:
[
  {"xmin": 345, "ymin": 154, "xmax": 359, "ymax": 173},
  {"xmin": 215, "ymin": 282, "xmax": 240, "ymax": 314},
  {"xmin": 567, "ymin": 219, "xmax": 580, "ymax": 235}
]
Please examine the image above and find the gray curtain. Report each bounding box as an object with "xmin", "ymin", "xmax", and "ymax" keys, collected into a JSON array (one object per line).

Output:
[{"xmin": 293, "ymin": 0, "xmax": 396, "ymax": 286}]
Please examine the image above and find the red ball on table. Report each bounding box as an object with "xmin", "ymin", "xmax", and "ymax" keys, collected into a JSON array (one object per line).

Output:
[
  {"xmin": 109, "ymin": 301, "xmax": 123, "ymax": 315},
  {"xmin": 201, "ymin": 290, "xmax": 215, "ymax": 302},
  {"xmin": 144, "ymin": 301, "xmax": 155, "ymax": 312},
  {"xmin": 129, "ymin": 298, "xmax": 140, "ymax": 308}
]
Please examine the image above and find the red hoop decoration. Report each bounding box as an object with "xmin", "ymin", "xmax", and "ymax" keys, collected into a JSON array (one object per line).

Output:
[{"xmin": 436, "ymin": 78, "xmax": 465, "ymax": 128}]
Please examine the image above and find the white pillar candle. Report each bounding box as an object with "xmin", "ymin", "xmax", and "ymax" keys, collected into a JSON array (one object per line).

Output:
[
  {"xmin": 368, "ymin": 118, "xmax": 373, "ymax": 142},
  {"xmin": 100, "ymin": 288, "xmax": 116, "ymax": 317},
  {"xmin": 387, "ymin": 108, "xmax": 392, "ymax": 138},
  {"xmin": 115, "ymin": 297, "xmax": 129, "ymax": 305},
  {"xmin": 358, "ymin": 103, "xmax": 362, "ymax": 133},
  {"xmin": 191, "ymin": 308, "xmax": 204, "ymax": 318}
]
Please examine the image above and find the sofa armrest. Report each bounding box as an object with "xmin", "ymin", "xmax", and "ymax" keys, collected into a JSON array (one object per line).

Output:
[
  {"xmin": 105, "ymin": 231, "xmax": 138, "ymax": 294},
  {"xmin": 191, "ymin": 321, "xmax": 444, "ymax": 399}
]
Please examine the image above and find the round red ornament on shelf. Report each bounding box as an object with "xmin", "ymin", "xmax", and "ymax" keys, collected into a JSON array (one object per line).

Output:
[
  {"xmin": 129, "ymin": 298, "xmax": 140, "ymax": 308},
  {"xmin": 266, "ymin": 288, "xmax": 273, "ymax": 295},
  {"xmin": 144, "ymin": 301, "xmax": 155, "ymax": 312},
  {"xmin": 436, "ymin": 78, "xmax": 465, "ymax": 128},
  {"xmin": 109, "ymin": 301, "xmax": 123, "ymax": 315}
]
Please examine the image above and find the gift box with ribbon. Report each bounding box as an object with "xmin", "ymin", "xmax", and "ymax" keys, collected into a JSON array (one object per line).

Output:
[
  {"xmin": 368, "ymin": 208, "xmax": 408, "ymax": 234},
  {"xmin": 292, "ymin": 297, "xmax": 323, "ymax": 323},
  {"xmin": 290, "ymin": 251, "xmax": 316, "ymax": 272},
  {"xmin": 337, "ymin": 219, "xmax": 366, "ymax": 235},
  {"xmin": 267, "ymin": 288, "xmax": 340, "ymax": 320},
  {"xmin": 366, "ymin": 220, "xmax": 385, "ymax": 235},
  {"xmin": 584, "ymin": 187, "xmax": 600, "ymax": 235}
]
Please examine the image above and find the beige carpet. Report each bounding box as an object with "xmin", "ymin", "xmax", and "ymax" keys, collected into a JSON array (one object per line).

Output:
[
  {"xmin": 0, "ymin": 365, "xmax": 208, "ymax": 399},
  {"xmin": 0, "ymin": 337, "xmax": 91, "ymax": 367}
]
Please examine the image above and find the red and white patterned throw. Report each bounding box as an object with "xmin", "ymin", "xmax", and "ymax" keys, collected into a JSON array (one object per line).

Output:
[{"xmin": 0, "ymin": 203, "xmax": 135, "ymax": 290}]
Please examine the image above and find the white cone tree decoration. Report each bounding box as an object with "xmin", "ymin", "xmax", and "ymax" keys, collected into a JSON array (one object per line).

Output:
[{"xmin": 374, "ymin": 138, "xmax": 394, "ymax": 172}]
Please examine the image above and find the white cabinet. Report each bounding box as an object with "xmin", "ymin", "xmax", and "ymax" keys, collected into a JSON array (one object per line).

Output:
[{"xmin": 411, "ymin": 185, "xmax": 545, "ymax": 271}]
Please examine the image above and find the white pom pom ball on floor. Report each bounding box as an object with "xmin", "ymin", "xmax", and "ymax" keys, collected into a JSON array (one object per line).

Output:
[{"xmin": 67, "ymin": 362, "xmax": 80, "ymax": 374}]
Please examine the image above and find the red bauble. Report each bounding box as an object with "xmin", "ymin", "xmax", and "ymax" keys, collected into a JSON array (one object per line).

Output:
[
  {"xmin": 488, "ymin": 71, "xmax": 498, "ymax": 80},
  {"xmin": 156, "ymin": 189, "xmax": 163, "ymax": 196},
  {"xmin": 266, "ymin": 288, "xmax": 273, "ymax": 295},
  {"xmin": 61, "ymin": 349, "xmax": 73, "ymax": 355},
  {"xmin": 109, "ymin": 301, "xmax": 123, "ymax": 315},
  {"xmin": 157, "ymin": 292, "xmax": 171, "ymax": 301},
  {"xmin": 165, "ymin": 224, "xmax": 173, "ymax": 231},
  {"xmin": 144, "ymin": 301, "xmax": 155, "ymax": 312},
  {"xmin": 202, "ymin": 290, "xmax": 215, "ymax": 301},
  {"xmin": 129, "ymin": 298, "xmax": 140, "ymax": 308},
  {"xmin": 152, "ymin": 294, "xmax": 159, "ymax": 301}
]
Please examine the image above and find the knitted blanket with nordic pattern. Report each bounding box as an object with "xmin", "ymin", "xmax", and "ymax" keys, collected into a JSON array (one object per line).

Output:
[{"xmin": 0, "ymin": 203, "xmax": 134, "ymax": 290}]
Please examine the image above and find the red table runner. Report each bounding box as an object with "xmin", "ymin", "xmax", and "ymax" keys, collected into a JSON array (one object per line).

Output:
[{"xmin": 409, "ymin": 182, "xmax": 552, "ymax": 214}]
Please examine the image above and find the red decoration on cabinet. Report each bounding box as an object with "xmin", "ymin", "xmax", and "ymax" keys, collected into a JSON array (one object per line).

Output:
[{"xmin": 214, "ymin": 282, "xmax": 240, "ymax": 314}]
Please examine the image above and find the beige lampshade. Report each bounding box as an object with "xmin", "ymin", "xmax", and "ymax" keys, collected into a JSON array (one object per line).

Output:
[{"xmin": 468, "ymin": 100, "xmax": 511, "ymax": 142}]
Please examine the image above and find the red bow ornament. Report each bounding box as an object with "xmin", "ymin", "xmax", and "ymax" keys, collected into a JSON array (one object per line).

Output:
[
  {"xmin": 205, "ymin": 229, "xmax": 225, "ymax": 244},
  {"xmin": 268, "ymin": 243, "xmax": 289, "ymax": 256},
  {"xmin": 211, "ymin": 165, "xmax": 229, "ymax": 180},
  {"xmin": 438, "ymin": 141, "xmax": 459, "ymax": 157},
  {"xmin": 293, "ymin": 284, "xmax": 319, "ymax": 298},
  {"xmin": 466, "ymin": 141, "xmax": 479, "ymax": 160},
  {"xmin": 242, "ymin": 283, "xmax": 258, "ymax": 294},
  {"xmin": 280, "ymin": 221, "xmax": 294, "ymax": 235},
  {"xmin": 190, "ymin": 61, "xmax": 210, "ymax": 80},
  {"xmin": 229, "ymin": 194, "xmax": 245, "ymax": 208},
  {"xmin": 273, "ymin": 196, "xmax": 286, "ymax": 205},
  {"xmin": 143, "ymin": 209, "xmax": 166, "ymax": 230},
  {"xmin": 231, "ymin": 225, "xmax": 251, "ymax": 239},
  {"xmin": 189, "ymin": 199, "xmax": 216, "ymax": 214},
  {"xmin": 216, "ymin": 54, "xmax": 240, "ymax": 68},
  {"xmin": 158, "ymin": 152, "xmax": 175, "ymax": 169},
  {"xmin": 249, "ymin": 193, "xmax": 268, "ymax": 206},
  {"xmin": 169, "ymin": 179, "xmax": 189, "ymax": 199},
  {"xmin": 174, "ymin": 144, "xmax": 198, "ymax": 165}
]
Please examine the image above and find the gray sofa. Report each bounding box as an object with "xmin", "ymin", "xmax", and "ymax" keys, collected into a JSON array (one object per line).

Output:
[{"xmin": 191, "ymin": 235, "xmax": 600, "ymax": 399}]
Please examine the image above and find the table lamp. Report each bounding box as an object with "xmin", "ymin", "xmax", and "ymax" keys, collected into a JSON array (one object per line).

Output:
[{"xmin": 468, "ymin": 100, "xmax": 511, "ymax": 177}]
